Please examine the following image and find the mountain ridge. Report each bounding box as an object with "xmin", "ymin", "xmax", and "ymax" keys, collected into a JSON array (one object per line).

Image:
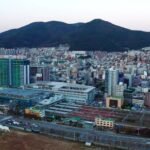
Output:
[{"xmin": 0, "ymin": 19, "xmax": 150, "ymax": 51}]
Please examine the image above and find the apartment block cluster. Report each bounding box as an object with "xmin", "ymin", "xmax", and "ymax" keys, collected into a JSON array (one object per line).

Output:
[
  {"xmin": 0, "ymin": 51, "xmax": 96, "ymax": 118},
  {"xmin": 104, "ymin": 52, "xmax": 150, "ymax": 110},
  {"xmin": 0, "ymin": 47, "xmax": 149, "ymax": 118}
]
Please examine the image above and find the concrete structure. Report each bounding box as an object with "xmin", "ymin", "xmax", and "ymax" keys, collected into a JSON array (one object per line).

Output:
[
  {"xmin": 115, "ymin": 83, "xmax": 127, "ymax": 97},
  {"xmin": 27, "ymin": 82, "xmax": 96, "ymax": 104},
  {"xmin": 106, "ymin": 96, "xmax": 123, "ymax": 109},
  {"xmin": 123, "ymin": 88, "xmax": 135, "ymax": 104},
  {"xmin": 30, "ymin": 65, "xmax": 50, "ymax": 83},
  {"xmin": 0, "ymin": 104, "xmax": 9, "ymax": 113},
  {"xmin": 105, "ymin": 68, "xmax": 119, "ymax": 96},
  {"xmin": 0, "ymin": 88, "xmax": 51, "ymax": 111},
  {"xmin": 95, "ymin": 116, "xmax": 114, "ymax": 128},
  {"xmin": 25, "ymin": 108, "xmax": 44, "ymax": 118},
  {"xmin": 124, "ymin": 74, "xmax": 133, "ymax": 87},
  {"xmin": 25, "ymin": 95, "xmax": 64, "ymax": 118},
  {"xmin": 144, "ymin": 91, "xmax": 150, "ymax": 108},
  {"xmin": 0, "ymin": 55, "xmax": 30, "ymax": 87},
  {"xmin": 132, "ymin": 98, "xmax": 144, "ymax": 107}
]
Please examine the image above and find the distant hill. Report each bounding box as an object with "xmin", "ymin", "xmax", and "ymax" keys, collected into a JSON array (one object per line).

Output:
[{"xmin": 0, "ymin": 19, "xmax": 150, "ymax": 51}]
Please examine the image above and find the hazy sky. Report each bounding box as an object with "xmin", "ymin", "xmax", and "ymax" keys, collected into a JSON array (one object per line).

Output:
[{"xmin": 0, "ymin": 0, "xmax": 150, "ymax": 32}]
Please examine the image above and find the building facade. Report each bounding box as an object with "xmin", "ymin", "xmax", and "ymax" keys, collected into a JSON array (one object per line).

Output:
[
  {"xmin": 0, "ymin": 56, "xmax": 30, "ymax": 87},
  {"xmin": 95, "ymin": 116, "xmax": 114, "ymax": 128},
  {"xmin": 123, "ymin": 88, "xmax": 135, "ymax": 105},
  {"xmin": 105, "ymin": 68, "xmax": 119, "ymax": 96},
  {"xmin": 30, "ymin": 65, "xmax": 50, "ymax": 83},
  {"xmin": 144, "ymin": 91, "xmax": 150, "ymax": 108},
  {"xmin": 115, "ymin": 83, "xmax": 126, "ymax": 97},
  {"xmin": 27, "ymin": 82, "xmax": 96, "ymax": 104},
  {"xmin": 106, "ymin": 96, "xmax": 123, "ymax": 109}
]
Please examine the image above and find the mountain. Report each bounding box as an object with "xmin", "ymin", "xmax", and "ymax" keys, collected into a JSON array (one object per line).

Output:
[{"xmin": 0, "ymin": 19, "xmax": 150, "ymax": 51}]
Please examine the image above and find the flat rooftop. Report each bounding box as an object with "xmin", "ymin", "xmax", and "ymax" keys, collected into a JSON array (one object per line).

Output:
[
  {"xmin": 0, "ymin": 88, "xmax": 50, "ymax": 100},
  {"xmin": 28, "ymin": 81, "xmax": 95, "ymax": 93},
  {"xmin": 48, "ymin": 107, "xmax": 73, "ymax": 112},
  {"xmin": 0, "ymin": 55, "xmax": 26, "ymax": 59},
  {"xmin": 45, "ymin": 109, "xmax": 68, "ymax": 115}
]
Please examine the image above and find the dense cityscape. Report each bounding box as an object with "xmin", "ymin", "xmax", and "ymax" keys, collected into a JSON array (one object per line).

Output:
[
  {"xmin": 0, "ymin": 46, "xmax": 150, "ymax": 149},
  {"xmin": 1, "ymin": 0, "xmax": 150, "ymax": 149}
]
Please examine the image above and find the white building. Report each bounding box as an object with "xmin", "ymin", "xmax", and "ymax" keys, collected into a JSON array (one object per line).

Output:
[{"xmin": 27, "ymin": 82, "xmax": 96, "ymax": 104}]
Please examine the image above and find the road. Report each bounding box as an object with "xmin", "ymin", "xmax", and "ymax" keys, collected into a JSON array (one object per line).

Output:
[{"xmin": 1, "ymin": 115, "xmax": 150, "ymax": 150}]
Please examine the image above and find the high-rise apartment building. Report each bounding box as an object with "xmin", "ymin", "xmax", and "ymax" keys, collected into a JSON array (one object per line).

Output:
[
  {"xmin": 105, "ymin": 68, "xmax": 119, "ymax": 96},
  {"xmin": 0, "ymin": 56, "xmax": 30, "ymax": 87}
]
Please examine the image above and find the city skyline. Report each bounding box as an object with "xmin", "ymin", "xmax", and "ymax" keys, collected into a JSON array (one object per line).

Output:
[
  {"xmin": 0, "ymin": 0, "xmax": 150, "ymax": 149},
  {"xmin": 1, "ymin": 0, "xmax": 150, "ymax": 32}
]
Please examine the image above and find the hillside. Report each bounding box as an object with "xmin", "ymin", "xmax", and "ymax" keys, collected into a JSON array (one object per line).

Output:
[{"xmin": 0, "ymin": 19, "xmax": 150, "ymax": 51}]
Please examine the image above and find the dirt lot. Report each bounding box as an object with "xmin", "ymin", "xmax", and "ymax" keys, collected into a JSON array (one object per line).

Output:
[{"xmin": 0, "ymin": 130, "xmax": 119, "ymax": 150}]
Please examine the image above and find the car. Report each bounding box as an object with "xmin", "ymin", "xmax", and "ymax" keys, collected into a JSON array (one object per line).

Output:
[
  {"xmin": 31, "ymin": 124, "xmax": 40, "ymax": 133},
  {"xmin": 12, "ymin": 121, "xmax": 20, "ymax": 125}
]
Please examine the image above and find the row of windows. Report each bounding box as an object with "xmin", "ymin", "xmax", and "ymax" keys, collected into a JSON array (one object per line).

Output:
[
  {"xmin": 96, "ymin": 122, "xmax": 113, "ymax": 127},
  {"xmin": 96, "ymin": 123, "xmax": 113, "ymax": 126},
  {"xmin": 96, "ymin": 121, "xmax": 113, "ymax": 125},
  {"xmin": 56, "ymin": 92, "xmax": 87, "ymax": 99},
  {"xmin": 96, "ymin": 120, "xmax": 114, "ymax": 127}
]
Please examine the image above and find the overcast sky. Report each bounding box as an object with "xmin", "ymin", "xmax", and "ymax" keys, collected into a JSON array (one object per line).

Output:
[{"xmin": 0, "ymin": 0, "xmax": 150, "ymax": 32}]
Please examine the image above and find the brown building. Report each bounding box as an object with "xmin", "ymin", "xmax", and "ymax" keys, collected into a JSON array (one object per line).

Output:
[
  {"xmin": 106, "ymin": 96, "xmax": 123, "ymax": 109},
  {"xmin": 144, "ymin": 91, "xmax": 150, "ymax": 108}
]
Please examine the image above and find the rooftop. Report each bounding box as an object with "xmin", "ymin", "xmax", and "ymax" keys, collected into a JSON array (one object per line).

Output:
[
  {"xmin": 0, "ymin": 55, "xmax": 26, "ymax": 59},
  {"xmin": 28, "ymin": 81, "xmax": 95, "ymax": 93},
  {"xmin": 95, "ymin": 116, "xmax": 114, "ymax": 122},
  {"xmin": 0, "ymin": 88, "xmax": 50, "ymax": 100},
  {"xmin": 107, "ymin": 96, "xmax": 123, "ymax": 100},
  {"xmin": 124, "ymin": 88, "xmax": 135, "ymax": 93}
]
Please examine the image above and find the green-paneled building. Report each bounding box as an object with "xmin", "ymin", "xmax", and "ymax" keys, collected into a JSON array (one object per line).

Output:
[{"xmin": 0, "ymin": 56, "xmax": 30, "ymax": 87}]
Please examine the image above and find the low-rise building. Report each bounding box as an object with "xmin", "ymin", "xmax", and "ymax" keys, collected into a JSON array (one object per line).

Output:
[
  {"xmin": 106, "ymin": 96, "xmax": 123, "ymax": 109},
  {"xmin": 95, "ymin": 116, "xmax": 114, "ymax": 128},
  {"xmin": 0, "ymin": 88, "xmax": 51, "ymax": 111},
  {"xmin": 25, "ymin": 94, "xmax": 64, "ymax": 118},
  {"xmin": 27, "ymin": 81, "xmax": 96, "ymax": 104}
]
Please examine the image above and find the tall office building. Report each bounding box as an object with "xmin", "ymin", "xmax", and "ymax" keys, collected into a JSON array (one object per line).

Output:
[
  {"xmin": 105, "ymin": 69, "xmax": 109, "ymax": 94},
  {"xmin": 105, "ymin": 68, "xmax": 119, "ymax": 96},
  {"xmin": 0, "ymin": 56, "xmax": 30, "ymax": 87}
]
